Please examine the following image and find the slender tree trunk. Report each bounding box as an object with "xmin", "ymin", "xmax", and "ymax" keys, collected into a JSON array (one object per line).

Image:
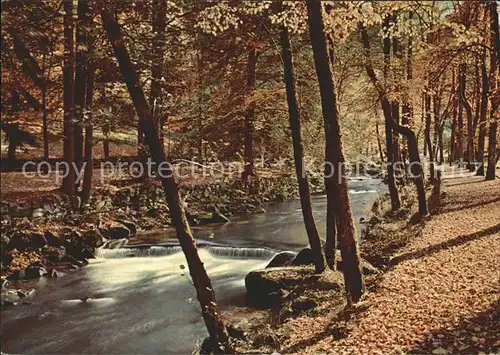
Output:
[
  {"xmin": 41, "ymin": 52, "xmax": 49, "ymax": 160},
  {"xmin": 100, "ymin": 9, "xmax": 229, "ymax": 351},
  {"xmin": 450, "ymin": 68, "xmax": 458, "ymax": 165},
  {"xmin": 81, "ymin": 64, "xmax": 95, "ymax": 205},
  {"xmin": 103, "ymin": 124, "xmax": 110, "ymax": 160},
  {"xmin": 424, "ymin": 92, "xmax": 435, "ymax": 179},
  {"xmin": 243, "ymin": 47, "xmax": 258, "ymax": 180},
  {"xmin": 360, "ymin": 25, "xmax": 427, "ymax": 216},
  {"xmin": 486, "ymin": 0, "xmax": 499, "ymax": 180},
  {"xmin": 150, "ymin": 0, "xmax": 167, "ymax": 149},
  {"xmin": 457, "ymin": 64, "xmax": 465, "ymax": 163},
  {"xmin": 74, "ymin": 0, "xmax": 90, "ymax": 181},
  {"xmin": 62, "ymin": 0, "xmax": 76, "ymax": 196},
  {"xmin": 376, "ymin": 120, "xmax": 384, "ymax": 168},
  {"xmin": 280, "ymin": 26, "xmax": 325, "ymax": 273},
  {"xmin": 382, "ymin": 17, "xmax": 401, "ymax": 210},
  {"xmin": 458, "ymin": 63, "xmax": 475, "ymax": 170},
  {"xmin": 476, "ymin": 53, "xmax": 489, "ymax": 175},
  {"xmin": 306, "ymin": 0, "xmax": 365, "ymax": 303}
]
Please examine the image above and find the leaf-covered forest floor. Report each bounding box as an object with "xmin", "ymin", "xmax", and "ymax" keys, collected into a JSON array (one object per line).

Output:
[{"xmin": 236, "ymin": 171, "xmax": 499, "ymax": 354}]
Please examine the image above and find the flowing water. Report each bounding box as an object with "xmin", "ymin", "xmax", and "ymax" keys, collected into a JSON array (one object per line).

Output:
[{"xmin": 1, "ymin": 178, "xmax": 386, "ymax": 354}]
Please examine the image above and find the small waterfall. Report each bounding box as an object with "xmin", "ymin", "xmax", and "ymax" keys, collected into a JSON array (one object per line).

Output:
[
  {"xmin": 206, "ymin": 246, "xmax": 277, "ymax": 260},
  {"xmin": 95, "ymin": 246, "xmax": 183, "ymax": 258},
  {"xmin": 95, "ymin": 244, "xmax": 277, "ymax": 260}
]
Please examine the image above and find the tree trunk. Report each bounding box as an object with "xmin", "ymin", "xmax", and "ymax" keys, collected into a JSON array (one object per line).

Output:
[
  {"xmin": 457, "ymin": 64, "xmax": 465, "ymax": 163},
  {"xmin": 62, "ymin": 0, "xmax": 76, "ymax": 196},
  {"xmin": 100, "ymin": 9, "xmax": 229, "ymax": 351},
  {"xmin": 306, "ymin": 0, "xmax": 365, "ymax": 303},
  {"xmin": 382, "ymin": 17, "xmax": 401, "ymax": 211},
  {"xmin": 450, "ymin": 67, "xmax": 458, "ymax": 165},
  {"xmin": 243, "ymin": 47, "xmax": 258, "ymax": 180},
  {"xmin": 41, "ymin": 52, "xmax": 49, "ymax": 160},
  {"xmin": 486, "ymin": 0, "xmax": 499, "ymax": 180},
  {"xmin": 149, "ymin": 0, "xmax": 167, "ymax": 149},
  {"xmin": 360, "ymin": 25, "xmax": 427, "ymax": 216},
  {"xmin": 376, "ymin": 120, "xmax": 384, "ymax": 168},
  {"xmin": 458, "ymin": 63, "xmax": 475, "ymax": 171},
  {"xmin": 424, "ymin": 92, "xmax": 435, "ymax": 179},
  {"xmin": 476, "ymin": 53, "xmax": 489, "ymax": 175},
  {"xmin": 280, "ymin": 26, "xmax": 325, "ymax": 273},
  {"xmin": 103, "ymin": 124, "xmax": 110, "ymax": 161},
  {"xmin": 74, "ymin": 0, "xmax": 90, "ymax": 181},
  {"xmin": 81, "ymin": 64, "xmax": 95, "ymax": 205}
]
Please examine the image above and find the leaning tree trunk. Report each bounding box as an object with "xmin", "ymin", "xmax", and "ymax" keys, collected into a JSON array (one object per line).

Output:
[
  {"xmin": 306, "ymin": 0, "xmax": 365, "ymax": 303},
  {"xmin": 376, "ymin": 120, "xmax": 384, "ymax": 168},
  {"xmin": 62, "ymin": 0, "xmax": 76, "ymax": 196},
  {"xmin": 243, "ymin": 47, "xmax": 258, "ymax": 181},
  {"xmin": 360, "ymin": 25, "xmax": 427, "ymax": 216},
  {"xmin": 486, "ymin": 0, "xmax": 499, "ymax": 181},
  {"xmin": 476, "ymin": 53, "xmax": 489, "ymax": 176},
  {"xmin": 100, "ymin": 9, "xmax": 229, "ymax": 351},
  {"xmin": 280, "ymin": 26, "xmax": 325, "ymax": 273}
]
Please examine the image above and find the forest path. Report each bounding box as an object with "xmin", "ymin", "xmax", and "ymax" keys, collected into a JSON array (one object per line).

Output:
[{"xmin": 299, "ymin": 171, "xmax": 500, "ymax": 354}]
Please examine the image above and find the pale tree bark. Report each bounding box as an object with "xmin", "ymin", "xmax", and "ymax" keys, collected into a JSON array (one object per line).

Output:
[
  {"xmin": 306, "ymin": 0, "xmax": 365, "ymax": 303},
  {"xmin": 280, "ymin": 26, "xmax": 325, "ymax": 273},
  {"xmin": 100, "ymin": 9, "xmax": 229, "ymax": 351}
]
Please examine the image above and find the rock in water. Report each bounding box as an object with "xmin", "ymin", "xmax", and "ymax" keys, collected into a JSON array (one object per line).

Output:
[
  {"xmin": 266, "ymin": 251, "xmax": 296, "ymax": 268},
  {"xmin": 103, "ymin": 222, "xmax": 131, "ymax": 239},
  {"xmin": 291, "ymin": 248, "xmax": 314, "ymax": 266},
  {"xmin": 115, "ymin": 219, "xmax": 138, "ymax": 236},
  {"xmin": 211, "ymin": 211, "xmax": 230, "ymax": 224}
]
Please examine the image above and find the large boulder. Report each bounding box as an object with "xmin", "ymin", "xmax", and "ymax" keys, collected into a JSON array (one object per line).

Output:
[
  {"xmin": 245, "ymin": 269, "xmax": 289, "ymax": 308},
  {"xmin": 103, "ymin": 222, "xmax": 131, "ymax": 239},
  {"xmin": 114, "ymin": 219, "xmax": 138, "ymax": 236},
  {"xmin": 266, "ymin": 251, "xmax": 296, "ymax": 268},
  {"xmin": 291, "ymin": 248, "xmax": 314, "ymax": 266}
]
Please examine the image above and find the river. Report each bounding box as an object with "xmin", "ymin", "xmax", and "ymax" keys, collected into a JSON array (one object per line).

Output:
[{"xmin": 1, "ymin": 178, "xmax": 386, "ymax": 354}]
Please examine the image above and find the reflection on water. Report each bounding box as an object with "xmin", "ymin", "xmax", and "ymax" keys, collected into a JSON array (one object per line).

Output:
[{"xmin": 1, "ymin": 179, "xmax": 386, "ymax": 354}]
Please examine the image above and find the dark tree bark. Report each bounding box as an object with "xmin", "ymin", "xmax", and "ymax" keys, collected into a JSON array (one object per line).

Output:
[
  {"xmin": 382, "ymin": 17, "xmax": 401, "ymax": 211},
  {"xmin": 376, "ymin": 120, "xmax": 384, "ymax": 168},
  {"xmin": 62, "ymin": 0, "xmax": 76, "ymax": 196},
  {"xmin": 74, "ymin": 0, "xmax": 90, "ymax": 179},
  {"xmin": 103, "ymin": 124, "xmax": 110, "ymax": 160},
  {"xmin": 486, "ymin": 0, "xmax": 499, "ymax": 180},
  {"xmin": 100, "ymin": 9, "xmax": 229, "ymax": 351},
  {"xmin": 457, "ymin": 64, "xmax": 465, "ymax": 162},
  {"xmin": 243, "ymin": 47, "xmax": 258, "ymax": 181},
  {"xmin": 476, "ymin": 53, "xmax": 489, "ymax": 176},
  {"xmin": 424, "ymin": 92, "xmax": 436, "ymax": 179},
  {"xmin": 458, "ymin": 63, "xmax": 475, "ymax": 170},
  {"xmin": 450, "ymin": 67, "xmax": 458, "ymax": 165},
  {"xmin": 41, "ymin": 52, "xmax": 50, "ymax": 160},
  {"xmin": 360, "ymin": 25, "xmax": 428, "ymax": 216},
  {"xmin": 81, "ymin": 64, "xmax": 95, "ymax": 205},
  {"xmin": 280, "ymin": 26, "xmax": 325, "ymax": 273},
  {"xmin": 306, "ymin": 0, "xmax": 365, "ymax": 303}
]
